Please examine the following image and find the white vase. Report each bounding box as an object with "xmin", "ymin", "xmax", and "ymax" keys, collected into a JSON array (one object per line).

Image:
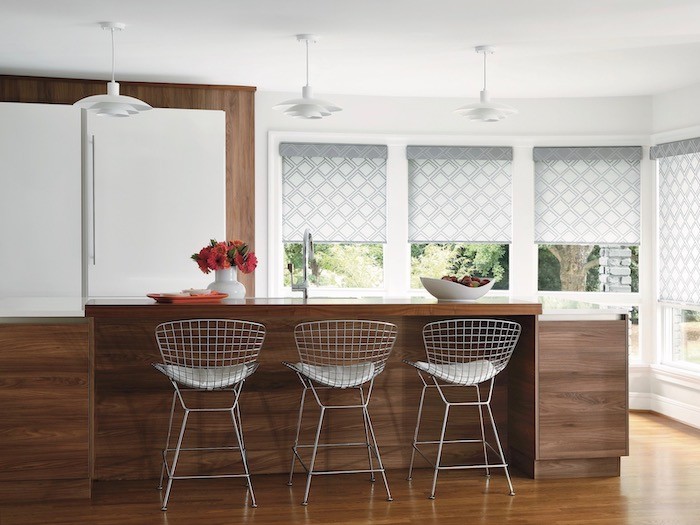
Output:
[{"xmin": 207, "ymin": 267, "xmax": 246, "ymax": 298}]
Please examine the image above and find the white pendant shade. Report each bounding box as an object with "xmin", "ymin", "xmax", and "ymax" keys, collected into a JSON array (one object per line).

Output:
[
  {"xmin": 455, "ymin": 89, "xmax": 518, "ymax": 122},
  {"xmin": 274, "ymin": 35, "xmax": 341, "ymax": 120},
  {"xmin": 74, "ymin": 22, "xmax": 152, "ymax": 117},
  {"xmin": 273, "ymin": 85, "xmax": 341, "ymax": 119},
  {"xmin": 455, "ymin": 46, "xmax": 517, "ymax": 122}
]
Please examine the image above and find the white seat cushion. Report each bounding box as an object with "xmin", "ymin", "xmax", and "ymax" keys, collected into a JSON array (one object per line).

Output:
[
  {"xmin": 415, "ymin": 360, "xmax": 497, "ymax": 386},
  {"xmin": 153, "ymin": 363, "xmax": 253, "ymax": 390},
  {"xmin": 290, "ymin": 362, "xmax": 377, "ymax": 388}
]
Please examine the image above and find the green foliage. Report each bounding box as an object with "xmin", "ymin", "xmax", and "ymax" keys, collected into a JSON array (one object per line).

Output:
[
  {"xmin": 411, "ymin": 243, "xmax": 509, "ymax": 290},
  {"xmin": 537, "ymin": 246, "xmax": 561, "ymax": 291},
  {"xmin": 284, "ymin": 243, "xmax": 383, "ymax": 288},
  {"xmin": 585, "ymin": 245, "xmax": 601, "ymax": 291}
]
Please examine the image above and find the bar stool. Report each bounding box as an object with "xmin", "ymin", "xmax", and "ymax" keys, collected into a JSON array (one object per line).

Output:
[
  {"xmin": 404, "ymin": 318, "xmax": 521, "ymax": 499},
  {"xmin": 153, "ymin": 318, "xmax": 266, "ymax": 510},
  {"xmin": 283, "ymin": 319, "xmax": 398, "ymax": 505}
]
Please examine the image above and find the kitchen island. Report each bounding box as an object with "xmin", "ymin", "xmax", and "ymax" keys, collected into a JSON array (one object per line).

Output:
[
  {"xmin": 1, "ymin": 296, "xmax": 630, "ymax": 502},
  {"xmin": 84, "ymin": 296, "xmax": 627, "ymax": 485}
]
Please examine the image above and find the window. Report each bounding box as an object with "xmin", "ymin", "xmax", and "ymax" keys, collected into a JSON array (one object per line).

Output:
[
  {"xmin": 538, "ymin": 244, "xmax": 639, "ymax": 292},
  {"xmin": 407, "ymin": 145, "xmax": 512, "ymax": 290},
  {"xmin": 279, "ymin": 142, "xmax": 388, "ymax": 291},
  {"xmin": 652, "ymin": 137, "xmax": 700, "ymax": 368},
  {"xmin": 671, "ymin": 308, "xmax": 700, "ymax": 367},
  {"xmin": 534, "ymin": 146, "xmax": 642, "ymax": 293}
]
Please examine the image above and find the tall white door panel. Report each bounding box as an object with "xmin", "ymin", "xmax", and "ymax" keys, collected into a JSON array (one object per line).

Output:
[
  {"xmin": 86, "ymin": 108, "xmax": 226, "ymax": 297},
  {"xmin": 0, "ymin": 103, "xmax": 82, "ymax": 299}
]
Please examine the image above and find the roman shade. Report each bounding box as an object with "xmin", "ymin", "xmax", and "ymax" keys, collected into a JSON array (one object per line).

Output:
[
  {"xmin": 407, "ymin": 145, "xmax": 513, "ymax": 243},
  {"xmin": 533, "ymin": 146, "xmax": 642, "ymax": 245},
  {"xmin": 651, "ymin": 137, "xmax": 700, "ymax": 305},
  {"xmin": 280, "ymin": 143, "xmax": 388, "ymax": 243}
]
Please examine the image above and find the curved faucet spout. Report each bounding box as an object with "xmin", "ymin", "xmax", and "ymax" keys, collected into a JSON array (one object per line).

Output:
[{"xmin": 289, "ymin": 228, "xmax": 314, "ymax": 300}]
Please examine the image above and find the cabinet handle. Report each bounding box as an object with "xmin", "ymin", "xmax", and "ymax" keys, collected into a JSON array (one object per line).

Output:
[{"xmin": 91, "ymin": 134, "xmax": 96, "ymax": 265}]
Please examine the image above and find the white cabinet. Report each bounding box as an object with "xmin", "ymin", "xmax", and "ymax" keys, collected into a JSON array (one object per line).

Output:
[
  {"xmin": 85, "ymin": 108, "xmax": 226, "ymax": 297},
  {"xmin": 0, "ymin": 103, "xmax": 82, "ymax": 300}
]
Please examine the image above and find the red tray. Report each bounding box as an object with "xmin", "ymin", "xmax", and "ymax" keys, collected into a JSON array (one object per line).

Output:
[{"xmin": 147, "ymin": 292, "xmax": 228, "ymax": 304}]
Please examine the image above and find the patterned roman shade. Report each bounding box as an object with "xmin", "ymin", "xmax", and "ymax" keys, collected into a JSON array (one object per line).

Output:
[
  {"xmin": 407, "ymin": 145, "xmax": 513, "ymax": 243},
  {"xmin": 652, "ymin": 137, "xmax": 700, "ymax": 305},
  {"xmin": 280, "ymin": 143, "xmax": 388, "ymax": 243},
  {"xmin": 534, "ymin": 146, "xmax": 642, "ymax": 245}
]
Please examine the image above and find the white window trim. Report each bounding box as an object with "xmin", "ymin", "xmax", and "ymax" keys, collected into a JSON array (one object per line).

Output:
[{"xmin": 267, "ymin": 131, "xmax": 651, "ymax": 313}]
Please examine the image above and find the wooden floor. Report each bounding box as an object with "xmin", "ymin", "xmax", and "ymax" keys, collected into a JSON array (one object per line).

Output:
[{"xmin": 1, "ymin": 412, "xmax": 699, "ymax": 525}]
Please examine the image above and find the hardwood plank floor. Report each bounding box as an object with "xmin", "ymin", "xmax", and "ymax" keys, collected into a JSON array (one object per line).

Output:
[{"xmin": 1, "ymin": 412, "xmax": 698, "ymax": 524}]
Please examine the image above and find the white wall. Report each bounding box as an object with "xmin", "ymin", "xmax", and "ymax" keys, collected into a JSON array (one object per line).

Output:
[
  {"xmin": 255, "ymin": 91, "xmax": 652, "ymax": 296},
  {"xmin": 652, "ymin": 83, "xmax": 700, "ymax": 134}
]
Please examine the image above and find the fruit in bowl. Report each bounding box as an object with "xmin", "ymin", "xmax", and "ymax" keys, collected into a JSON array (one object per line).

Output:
[{"xmin": 420, "ymin": 275, "xmax": 495, "ymax": 301}]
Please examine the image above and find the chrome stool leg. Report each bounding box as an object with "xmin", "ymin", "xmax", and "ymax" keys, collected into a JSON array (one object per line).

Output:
[
  {"xmin": 486, "ymin": 401, "xmax": 515, "ymax": 496},
  {"xmin": 158, "ymin": 390, "xmax": 178, "ymax": 491},
  {"xmin": 230, "ymin": 405, "xmax": 257, "ymax": 507},
  {"xmin": 364, "ymin": 405, "xmax": 392, "ymax": 501},
  {"xmin": 476, "ymin": 386, "xmax": 491, "ymax": 477},
  {"xmin": 429, "ymin": 399, "xmax": 450, "ymax": 500},
  {"xmin": 302, "ymin": 406, "xmax": 326, "ymax": 506},
  {"xmin": 288, "ymin": 384, "xmax": 308, "ymax": 486},
  {"xmin": 162, "ymin": 406, "xmax": 190, "ymax": 511},
  {"xmin": 407, "ymin": 381, "xmax": 428, "ymax": 481}
]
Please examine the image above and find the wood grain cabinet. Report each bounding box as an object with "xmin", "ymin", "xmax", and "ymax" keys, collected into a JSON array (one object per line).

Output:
[
  {"xmin": 0, "ymin": 321, "xmax": 90, "ymax": 502},
  {"xmin": 534, "ymin": 319, "xmax": 629, "ymax": 478}
]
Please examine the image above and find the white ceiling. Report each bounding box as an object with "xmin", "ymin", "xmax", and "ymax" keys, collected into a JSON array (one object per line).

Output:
[{"xmin": 2, "ymin": 0, "xmax": 700, "ymax": 99}]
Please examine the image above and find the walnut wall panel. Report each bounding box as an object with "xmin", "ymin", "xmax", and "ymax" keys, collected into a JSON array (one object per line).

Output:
[
  {"xmin": 0, "ymin": 75, "xmax": 256, "ymax": 294},
  {"xmin": 0, "ymin": 321, "xmax": 90, "ymax": 501}
]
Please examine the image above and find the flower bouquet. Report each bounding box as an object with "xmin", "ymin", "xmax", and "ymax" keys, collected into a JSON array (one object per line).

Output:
[{"xmin": 191, "ymin": 239, "xmax": 258, "ymax": 274}]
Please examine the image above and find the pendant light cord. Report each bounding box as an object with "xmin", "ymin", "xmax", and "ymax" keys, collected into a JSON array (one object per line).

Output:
[
  {"xmin": 110, "ymin": 27, "xmax": 116, "ymax": 83},
  {"xmin": 305, "ymin": 38, "xmax": 310, "ymax": 87}
]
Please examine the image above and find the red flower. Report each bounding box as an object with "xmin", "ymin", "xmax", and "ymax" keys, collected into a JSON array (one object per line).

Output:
[
  {"xmin": 240, "ymin": 252, "xmax": 258, "ymax": 274},
  {"xmin": 192, "ymin": 239, "xmax": 257, "ymax": 274}
]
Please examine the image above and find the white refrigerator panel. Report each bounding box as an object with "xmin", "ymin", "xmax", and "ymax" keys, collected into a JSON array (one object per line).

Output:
[
  {"xmin": 86, "ymin": 108, "xmax": 226, "ymax": 297},
  {"xmin": 0, "ymin": 103, "xmax": 82, "ymax": 299}
]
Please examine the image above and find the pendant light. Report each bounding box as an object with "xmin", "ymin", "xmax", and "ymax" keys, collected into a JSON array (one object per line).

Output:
[
  {"xmin": 455, "ymin": 45, "xmax": 517, "ymax": 122},
  {"xmin": 273, "ymin": 34, "xmax": 342, "ymax": 119},
  {"xmin": 74, "ymin": 22, "xmax": 152, "ymax": 117}
]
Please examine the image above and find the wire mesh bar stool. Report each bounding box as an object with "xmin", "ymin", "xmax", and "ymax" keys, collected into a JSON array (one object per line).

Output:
[
  {"xmin": 404, "ymin": 318, "xmax": 521, "ymax": 499},
  {"xmin": 283, "ymin": 320, "xmax": 398, "ymax": 506},
  {"xmin": 153, "ymin": 318, "xmax": 266, "ymax": 510}
]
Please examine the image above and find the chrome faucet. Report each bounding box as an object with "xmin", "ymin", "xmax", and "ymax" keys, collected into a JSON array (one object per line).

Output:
[{"xmin": 288, "ymin": 228, "xmax": 314, "ymax": 300}]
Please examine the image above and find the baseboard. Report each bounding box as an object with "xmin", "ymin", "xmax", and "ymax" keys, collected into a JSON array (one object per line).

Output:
[{"xmin": 629, "ymin": 392, "xmax": 700, "ymax": 430}]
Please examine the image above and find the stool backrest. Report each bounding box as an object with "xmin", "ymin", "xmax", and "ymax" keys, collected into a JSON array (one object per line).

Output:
[
  {"xmin": 155, "ymin": 319, "xmax": 266, "ymax": 369},
  {"xmin": 422, "ymin": 318, "xmax": 521, "ymax": 376},
  {"xmin": 294, "ymin": 320, "xmax": 398, "ymax": 369}
]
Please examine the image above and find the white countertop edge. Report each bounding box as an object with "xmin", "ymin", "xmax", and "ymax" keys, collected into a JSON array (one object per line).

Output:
[{"xmin": 539, "ymin": 312, "xmax": 627, "ymax": 321}]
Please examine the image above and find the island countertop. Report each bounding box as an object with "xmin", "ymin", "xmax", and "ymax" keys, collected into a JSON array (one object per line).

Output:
[{"xmin": 85, "ymin": 295, "xmax": 543, "ymax": 318}]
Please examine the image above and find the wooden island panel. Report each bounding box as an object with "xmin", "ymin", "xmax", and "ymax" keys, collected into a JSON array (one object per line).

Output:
[
  {"xmin": 535, "ymin": 319, "xmax": 629, "ymax": 478},
  {"xmin": 0, "ymin": 320, "xmax": 90, "ymax": 502},
  {"xmin": 86, "ymin": 299, "xmax": 540, "ymax": 480}
]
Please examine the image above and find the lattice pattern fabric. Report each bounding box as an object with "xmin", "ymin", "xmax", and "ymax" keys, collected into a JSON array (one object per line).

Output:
[
  {"xmin": 408, "ymin": 146, "xmax": 512, "ymax": 243},
  {"xmin": 281, "ymin": 143, "xmax": 387, "ymax": 243},
  {"xmin": 657, "ymin": 150, "xmax": 700, "ymax": 305},
  {"xmin": 534, "ymin": 146, "xmax": 641, "ymax": 245}
]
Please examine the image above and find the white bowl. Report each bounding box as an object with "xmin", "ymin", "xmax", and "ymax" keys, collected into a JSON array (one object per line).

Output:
[{"xmin": 420, "ymin": 276, "xmax": 495, "ymax": 301}]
